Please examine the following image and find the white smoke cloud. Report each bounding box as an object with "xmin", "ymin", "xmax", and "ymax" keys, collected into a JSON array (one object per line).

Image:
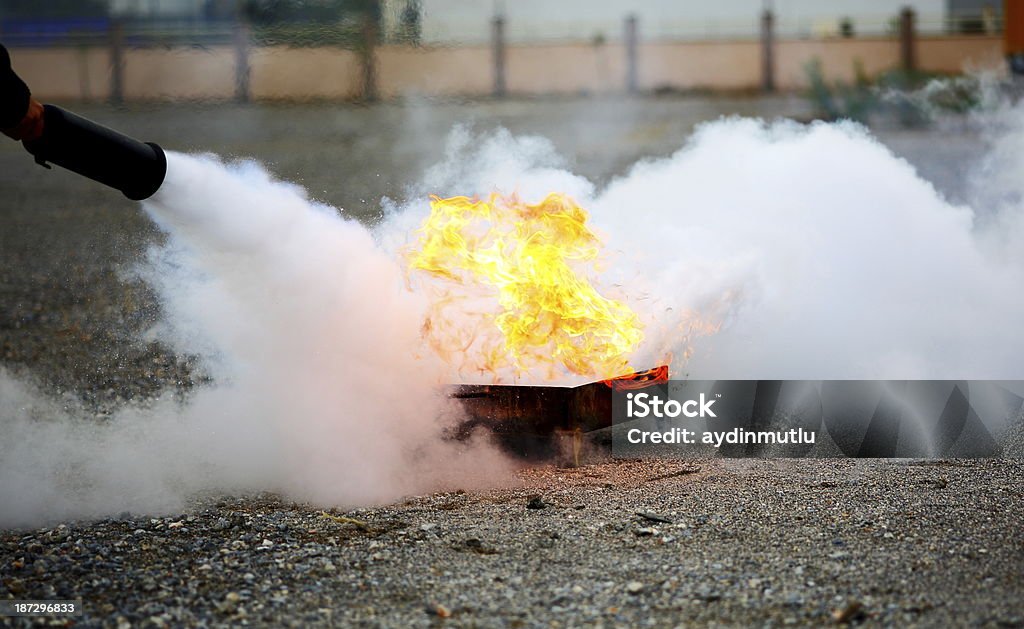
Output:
[
  {"xmin": 2, "ymin": 96, "xmax": 1023, "ymax": 528},
  {"xmin": 0, "ymin": 152, "xmax": 515, "ymax": 529},
  {"xmin": 595, "ymin": 115, "xmax": 1024, "ymax": 379},
  {"xmin": 386, "ymin": 105, "xmax": 1024, "ymax": 380}
]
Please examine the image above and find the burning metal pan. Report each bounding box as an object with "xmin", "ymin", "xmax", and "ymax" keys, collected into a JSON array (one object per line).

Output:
[{"xmin": 449, "ymin": 366, "xmax": 667, "ymax": 462}]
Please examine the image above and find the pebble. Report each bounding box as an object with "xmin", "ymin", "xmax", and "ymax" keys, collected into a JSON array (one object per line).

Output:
[{"xmin": 526, "ymin": 495, "xmax": 547, "ymax": 510}]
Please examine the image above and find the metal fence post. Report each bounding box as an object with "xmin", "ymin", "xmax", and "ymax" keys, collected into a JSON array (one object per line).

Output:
[
  {"xmin": 624, "ymin": 14, "xmax": 638, "ymax": 93},
  {"xmin": 900, "ymin": 7, "xmax": 916, "ymax": 73},
  {"xmin": 109, "ymin": 19, "xmax": 124, "ymax": 105},
  {"xmin": 360, "ymin": 13, "xmax": 379, "ymax": 102},
  {"xmin": 492, "ymin": 15, "xmax": 506, "ymax": 97},
  {"xmin": 761, "ymin": 9, "xmax": 775, "ymax": 92},
  {"xmin": 1007, "ymin": 0, "xmax": 1024, "ymax": 76},
  {"xmin": 234, "ymin": 20, "xmax": 251, "ymax": 103}
]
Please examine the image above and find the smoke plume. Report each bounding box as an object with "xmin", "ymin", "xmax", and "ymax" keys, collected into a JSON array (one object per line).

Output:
[
  {"xmin": 387, "ymin": 100, "xmax": 1024, "ymax": 381},
  {"xmin": 2, "ymin": 95, "xmax": 1023, "ymax": 528},
  {"xmin": 0, "ymin": 152, "xmax": 515, "ymax": 529}
]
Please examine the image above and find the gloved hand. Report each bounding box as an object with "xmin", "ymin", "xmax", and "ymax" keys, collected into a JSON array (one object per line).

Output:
[{"xmin": 1, "ymin": 97, "xmax": 45, "ymax": 142}]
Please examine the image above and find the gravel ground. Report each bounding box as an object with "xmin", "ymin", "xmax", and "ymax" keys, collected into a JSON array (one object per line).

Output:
[
  {"xmin": 1, "ymin": 97, "xmax": 1021, "ymax": 626},
  {"xmin": 1, "ymin": 458, "xmax": 1022, "ymax": 627}
]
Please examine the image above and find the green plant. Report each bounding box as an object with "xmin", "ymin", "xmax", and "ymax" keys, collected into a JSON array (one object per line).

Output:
[{"xmin": 804, "ymin": 58, "xmax": 877, "ymax": 123}]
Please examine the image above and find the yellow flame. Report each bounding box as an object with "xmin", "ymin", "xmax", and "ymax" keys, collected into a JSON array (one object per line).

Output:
[{"xmin": 407, "ymin": 193, "xmax": 644, "ymax": 380}]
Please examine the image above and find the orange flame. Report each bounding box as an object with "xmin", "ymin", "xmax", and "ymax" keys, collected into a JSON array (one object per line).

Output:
[
  {"xmin": 407, "ymin": 193, "xmax": 644, "ymax": 380},
  {"xmin": 603, "ymin": 364, "xmax": 670, "ymax": 390}
]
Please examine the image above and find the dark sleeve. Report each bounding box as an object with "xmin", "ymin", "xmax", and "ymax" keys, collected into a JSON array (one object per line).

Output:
[{"xmin": 0, "ymin": 43, "xmax": 32, "ymax": 130}]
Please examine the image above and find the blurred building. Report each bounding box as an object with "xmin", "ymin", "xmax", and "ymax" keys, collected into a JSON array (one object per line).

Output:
[
  {"xmin": 946, "ymin": 0, "xmax": 1004, "ymax": 32},
  {"xmin": 108, "ymin": 0, "xmax": 205, "ymax": 18},
  {"xmin": 402, "ymin": 0, "xmax": 950, "ymax": 44},
  {"xmin": 3, "ymin": 0, "xmax": 998, "ymax": 40},
  {"xmin": 107, "ymin": 0, "xmax": 258, "ymax": 19},
  {"xmin": 4, "ymin": 0, "xmax": 1006, "ymax": 101}
]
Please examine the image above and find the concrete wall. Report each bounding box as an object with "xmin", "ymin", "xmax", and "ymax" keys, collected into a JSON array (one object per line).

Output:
[
  {"xmin": 506, "ymin": 43, "xmax": 627, "ymax": 94},
  {"xmin": 775, "ymin": 36, "xmax": 1004, "ymax": 87},
  {"xmin": 125, "ymin": 47, "xmax": 236, "ymax": 100},
  {"xmin": 378, "ymin": 46, "xmax": 492, "ymax": 97},
  {"xmin": 776, "ymin": 38, "xmax": 900, "ymax": 88},
  {"xmin": 917, "ymin": 36, "xmax": 1006, "ymax": 72},
  {"xmin": 250, "ymin": 47, "xmax": 361, "ymax": 100},
  {"xmin": 8, "ymin": 36, "xmax": 1004, "ymax": 102},
  {"xmin": 642, "ymin": 41, "xmax": 761, "ymax": 90},
  {"xmin": 7, "ymin": 48, "xmax": 112, "ymax": 101}
]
